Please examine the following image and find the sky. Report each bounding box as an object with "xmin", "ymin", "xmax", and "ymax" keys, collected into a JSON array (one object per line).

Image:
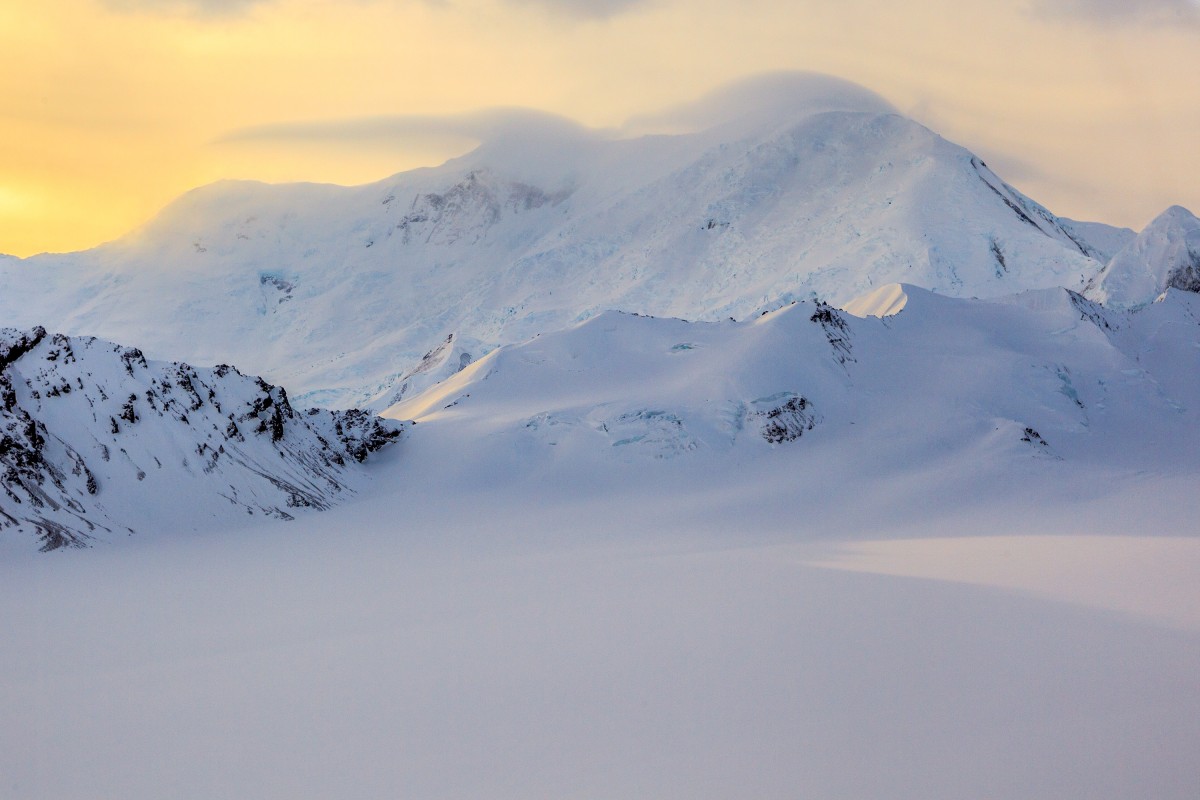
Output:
[{"xmin": 1, "ymin": 0, "xmax": 1198, "ymax": 257}]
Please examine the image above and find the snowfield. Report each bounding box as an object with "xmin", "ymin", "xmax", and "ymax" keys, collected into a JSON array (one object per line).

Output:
[
  {"xmin": 2, "ymin": 432, "xmax": 1197, "ymax": 799},
  {"xmin": 384, "ymin": 287, "xmax": 1198, "ymax": 481},
  {"xmin": 1, "ymin": 73, "xmax": 1198, "ymax": 800},
  {"xmin": 4, "ymin": 286, "xmax": 1198, "ymax": 799}
]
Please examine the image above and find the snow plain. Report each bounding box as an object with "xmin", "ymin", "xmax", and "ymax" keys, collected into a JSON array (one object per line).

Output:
[{"xmin": 3, "ymin": 427, "xmax": 1197, "ymax": 799}]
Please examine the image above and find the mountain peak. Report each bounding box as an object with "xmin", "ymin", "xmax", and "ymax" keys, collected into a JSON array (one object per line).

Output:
[
  {"xmin": 1086, "ymin": 204, "xmax": 1200, "ymax": 308},
  {"xmin": 2, "ymin": 84, "xmax": 1109, "ymax": 409}
]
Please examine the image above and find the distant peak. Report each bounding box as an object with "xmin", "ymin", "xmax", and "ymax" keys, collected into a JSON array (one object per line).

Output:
[
  {"xmin": 1148, "ymin": 204, "xmax": 1200, "ymax": 229},
  {"xmin": 1086, "ymin": 204, "xmax": 1200, "ymax": 308}
]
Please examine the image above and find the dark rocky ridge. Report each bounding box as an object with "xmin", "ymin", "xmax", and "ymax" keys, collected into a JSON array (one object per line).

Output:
[{"xmin": 1, "ymin": 327, "xmax": 403, "ymax": 551}]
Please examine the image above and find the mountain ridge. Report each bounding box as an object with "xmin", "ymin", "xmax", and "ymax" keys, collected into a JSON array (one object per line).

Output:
[
  {"xmin": 0, "ymin": 326, "xmax": 403, "ymax": 550},
  {"xmin": 381, "ymin": 286, "xmax": 1199, "ymax": 488}
]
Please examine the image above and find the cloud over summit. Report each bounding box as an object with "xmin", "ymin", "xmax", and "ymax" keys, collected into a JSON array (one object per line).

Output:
[
  {"xmin": 624, "ymin": 72, "xmax": 897, "ymax": 136},
  {"xmin": 216, "ymin": 72, "xmax": 896, "ymax": 159}
]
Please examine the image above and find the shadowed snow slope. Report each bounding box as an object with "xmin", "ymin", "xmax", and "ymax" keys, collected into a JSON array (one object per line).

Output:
[
  {"xmin": 0, "ymin": 75, "xmax": 1122, "ymax": 408},
  {"xmin": 0, "ymin": 327, "xmax": 402, "ymax": 550},
  {"xmin": 1086, "ymin": 205, "xmax": 1200, "ymax": 308},
  {"xmin": 4, "ymin": 488, "xmax": 1198, "ymax": 800}
]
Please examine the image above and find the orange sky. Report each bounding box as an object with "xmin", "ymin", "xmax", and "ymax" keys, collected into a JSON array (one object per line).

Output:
[{"xmin": 2, "ymin": 0, "xmax": 1198, "ymax": 257}]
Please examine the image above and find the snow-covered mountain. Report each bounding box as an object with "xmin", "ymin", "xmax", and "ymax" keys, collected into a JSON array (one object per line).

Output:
[
  {"xmin": 1086, "ymin": 205, "xmax": 1200, "ymax": 308},
  {"xmin": 379, "ymin": 286, "xmax": 1199, "ymax": 488},
  {"xmin": 3, "ymin": 72, "xmax": 1200, "ymax": 800},
  {"xmin": 0, "ymin": 327, "xmax": 403, "ymax": 550},
  {"xmin": 1, "ymin": 72, "xmax": 1196, "ymax": 551},
  {"xmin": 0, "ymin": 75, "xmax": 1123, "ymax": 409}
]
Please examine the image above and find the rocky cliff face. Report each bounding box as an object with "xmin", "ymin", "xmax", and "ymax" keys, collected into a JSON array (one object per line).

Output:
[{"xmin": 0, "ymin": 327, "xmax": 403, "ymax": 550}]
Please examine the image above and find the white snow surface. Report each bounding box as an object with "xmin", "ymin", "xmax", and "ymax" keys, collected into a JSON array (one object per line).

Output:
[
  {"xmin": 0, "ymin": 74, "xmax": 1117, "ymax": 408},
  {"xmin": 2, "ymin": 289, "xmax": 1198, "ymax": 798},
  {"xmin": 1058, "ymin": 216, "xmax": 1136, "ymax": 262},
  {"xmin": 1087, "ymin": 204, "xmax": 1200, "ymax": 308},
  {"xmin": 382, "ymin": 288, "xmax": 1198, "ymax": 482},
  {"xmin": 2, "ymin": 73, "xmax": 1199, "ymax": 799}
]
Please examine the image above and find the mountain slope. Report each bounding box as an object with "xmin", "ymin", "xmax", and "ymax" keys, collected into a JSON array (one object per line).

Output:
[
  {"xmin": 381, "ymin": 287, "xmax": 1199, "ymax": 491},
  {"xmin": 1, "ymin": 327, "xmax": 402, "ymax": 550},
  {"xmin": 0, "ymin": 75, "xmax": 1113, "ymax": 409}
]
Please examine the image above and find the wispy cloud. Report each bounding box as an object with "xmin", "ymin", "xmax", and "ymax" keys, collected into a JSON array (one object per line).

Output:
[
  {"xmin": 216, "ymin": 107, "xmax": 596, "ymax": 146},
  {"xmin": 1031, "ymin": 0, "xmax": 1200, "ymax": 26},
  {"xmin": 218, "ymin": 73, "xmax": 896, "ymax": 150},
  {"xmin": 508, "ymin": 0, "xmax": 656, "ymax": 20},
  {"xmin": 102, "ymin": 0, "xmax": 655, "ymax": 20},
  {"xmin": 101, "ymin": 0, "xmax": 272, "ymax": 16}
]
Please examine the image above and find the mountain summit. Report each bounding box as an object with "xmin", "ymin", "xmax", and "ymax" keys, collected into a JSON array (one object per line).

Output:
[
  {"xmin": 1, "ymin": 74, "xmax": 1120, "ymax": 408},
  {"xmin": 1086, "ymin": 205, "xmax": 1200, "ymax": 308}
]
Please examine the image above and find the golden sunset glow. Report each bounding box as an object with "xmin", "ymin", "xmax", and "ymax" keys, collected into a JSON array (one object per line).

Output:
[{"xmin": 2, "ymin": 0, "xmax": 1198, "ymax": 256}]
